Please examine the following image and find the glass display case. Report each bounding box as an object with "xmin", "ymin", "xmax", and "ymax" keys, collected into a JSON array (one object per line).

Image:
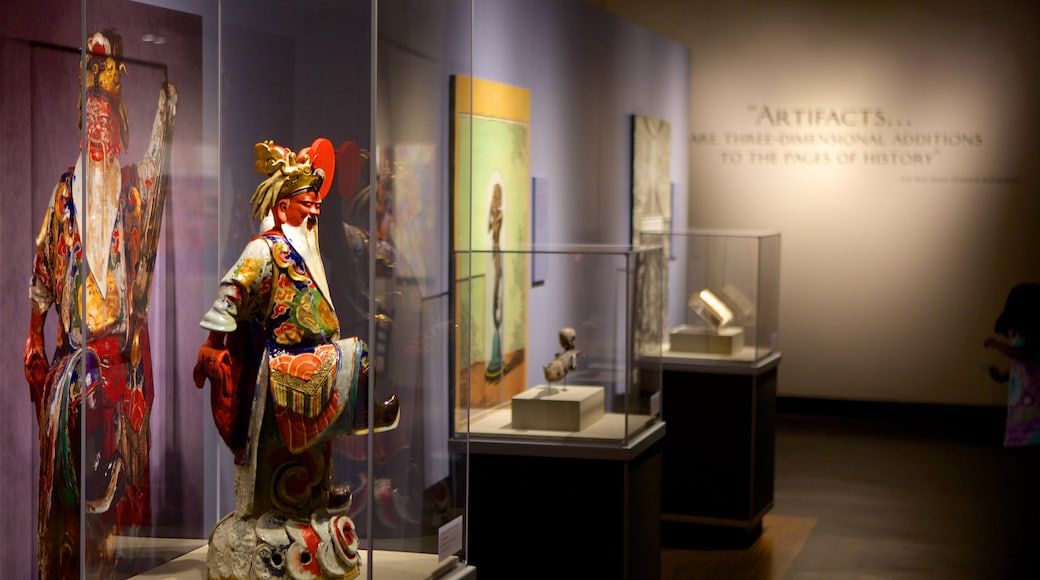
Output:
[
  {"xmin": 2, "ymin": 0, "xmax": 474, "ymax": 578},
  {"xmin": 641, "ymin": 229, "xmax": 781, "ymax": 541},
  {"xmin": 642, "ymin": 229, "xmax": 781, "ymax": 364},
  {"xmin": 452, "ymin": 244, "xmax": 665, "ymax": 447}
]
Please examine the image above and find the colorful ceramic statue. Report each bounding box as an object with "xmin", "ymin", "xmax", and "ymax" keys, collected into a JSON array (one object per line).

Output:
[
  {"xmin": 193, "ymin": 138, "xmax": 400, "ymax": 580},
  {"xmin": 23, "ymin": 29, "xmax": 176, "ymax": 579}
]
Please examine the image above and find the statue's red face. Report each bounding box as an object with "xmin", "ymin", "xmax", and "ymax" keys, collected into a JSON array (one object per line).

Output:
[
  {"xmin": 278, "ymin": 190, "xmax": 322, "ymax": 229},
  {"xmin": 84, "ymin": 94, "xmax": 121, "ymax": 163}
]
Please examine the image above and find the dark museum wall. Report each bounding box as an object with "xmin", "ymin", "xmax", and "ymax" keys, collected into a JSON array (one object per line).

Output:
[{"xmin": 596, "ymin": 0, "xmax": 1040, "ymax": 407}]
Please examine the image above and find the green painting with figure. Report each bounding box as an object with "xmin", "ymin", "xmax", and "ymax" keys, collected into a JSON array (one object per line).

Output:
[{"xmin": 452, "ymin": 75, "xmax": 530, "ymax": 426}]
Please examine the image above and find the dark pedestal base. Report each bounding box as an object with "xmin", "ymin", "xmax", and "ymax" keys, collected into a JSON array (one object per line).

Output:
[
  {"xmin": 465, "ymin": 424, "xmax": 664, "ymax": 579},
  {"xmin": 659, "ymin": 353, "xmax": 780, "ymax": 548},
  {"xmin": 662, "ymin": 519, "xmax": 763, "ymax": 549}
]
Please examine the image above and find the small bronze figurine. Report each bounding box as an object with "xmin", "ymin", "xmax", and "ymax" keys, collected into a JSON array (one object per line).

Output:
[{"xmin": 543, "ymin": 327, "xmax": 585, "ymax": 388}]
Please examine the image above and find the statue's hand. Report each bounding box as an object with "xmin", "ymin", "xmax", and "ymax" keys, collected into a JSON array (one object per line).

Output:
[
  {"xmin": 24, "ymin": 330, "xmax": 48, "ymax": 419},
  {"xmin": 194, "ymin": 343, "xmax": 230, "ymax": 390},
  {"xmin": 195, "ymin": 333, "xmax": 248, "ymax": 450}
]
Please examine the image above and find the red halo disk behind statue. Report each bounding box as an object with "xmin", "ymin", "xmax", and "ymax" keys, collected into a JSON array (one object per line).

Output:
[{"xmin": 300, "ymin": 137, "xmax": 335, "ymax": 201}]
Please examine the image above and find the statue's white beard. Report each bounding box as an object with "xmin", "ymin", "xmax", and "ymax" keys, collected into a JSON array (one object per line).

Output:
[
  {"xmin": 282, "ymin": 219, "xmax": 333, "ymax": 307},
  {"xmin": 72, "ymin": 155, "xmax": 121, "ymax": 296}
]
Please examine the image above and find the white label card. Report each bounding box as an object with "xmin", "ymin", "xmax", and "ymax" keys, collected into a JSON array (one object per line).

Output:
[{"xmin": 438, "ymin": 515, "xmax": 464, "ymax": 561}]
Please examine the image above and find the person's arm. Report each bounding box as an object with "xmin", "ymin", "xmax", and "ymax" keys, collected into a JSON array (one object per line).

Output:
[
  {"xmin": 987, "ymin": 365, "xmax": 1010, "ymax": 383},
  {"xmin": 984, "ymin": 337, "xmax": 1034, "ymax": 362}
]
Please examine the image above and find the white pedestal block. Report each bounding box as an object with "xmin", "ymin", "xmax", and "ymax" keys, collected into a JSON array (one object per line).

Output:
[
  {"xmin": 669, "ymin": 324, "xmax": 745, "ymax": 355},
  {"xmin": 511, "ymin": 385, "xmax": 605, "ymax": 431}
]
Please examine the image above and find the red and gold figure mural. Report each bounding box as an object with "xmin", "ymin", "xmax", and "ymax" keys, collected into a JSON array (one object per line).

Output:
[{"xmin": 23, "ymin": 29, "xmax": 177, "ymax": 579}]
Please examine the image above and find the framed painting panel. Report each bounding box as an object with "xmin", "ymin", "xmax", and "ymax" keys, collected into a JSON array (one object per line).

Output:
[{"xmin": 450, "ymin": 75, "xmax": 531, "ymax": 431}]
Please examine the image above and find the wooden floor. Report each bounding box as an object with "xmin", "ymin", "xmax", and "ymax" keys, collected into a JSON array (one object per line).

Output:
[{"xmin": 662, "ymin": 412, "xmax": 1040, "ymax": 579}]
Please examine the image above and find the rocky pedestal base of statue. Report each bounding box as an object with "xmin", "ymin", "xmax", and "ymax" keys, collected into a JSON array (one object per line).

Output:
[{"xmin": 207, "ymin": 507, "xmax": 361, "ymax": 580}]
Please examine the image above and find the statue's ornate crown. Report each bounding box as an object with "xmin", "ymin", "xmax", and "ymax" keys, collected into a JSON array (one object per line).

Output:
[{"xmin": 250, "ymin": 139, "xmax": 334, "ymax": 221}]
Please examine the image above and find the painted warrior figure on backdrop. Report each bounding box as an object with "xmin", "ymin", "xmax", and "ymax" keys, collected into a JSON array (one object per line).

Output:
[
  {"xmin": 193, "ymin": 138, "xmax": 400, "ymax": 579},
  {"xmin": 484, "ymin": 179, "xmax": 505, "ymax": 381},
  {"xmin": 23, "ymin": 29, "xmax": 177, "ymax": 579}
]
